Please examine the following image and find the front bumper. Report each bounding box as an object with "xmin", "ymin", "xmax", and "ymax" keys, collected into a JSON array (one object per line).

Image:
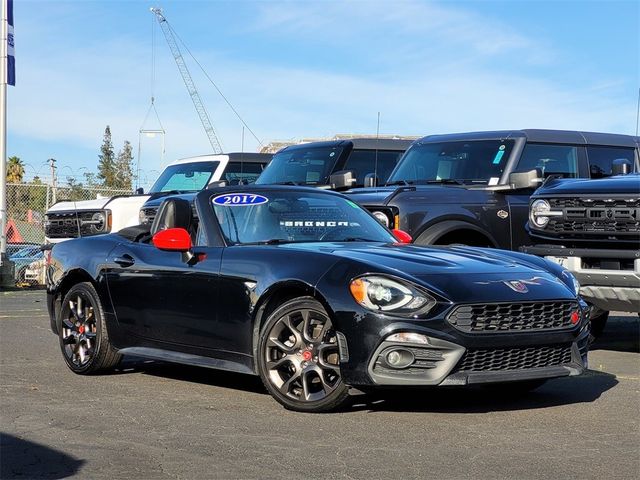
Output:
[
  {"xmin": 334, "ymin": 304, "xmax": 590, "ymax": 388},
  {"xmin": 521, "ymin": 245, "xmax": 640, "ymax": 312}
]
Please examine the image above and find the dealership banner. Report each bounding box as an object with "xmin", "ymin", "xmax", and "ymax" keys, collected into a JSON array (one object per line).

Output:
[{"xmin": 6, "ymin": 0, "xmax": 14, "ymax": 85}]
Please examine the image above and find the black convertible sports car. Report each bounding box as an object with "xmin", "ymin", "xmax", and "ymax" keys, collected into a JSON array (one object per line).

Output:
[{"xmin": 46, "ymin": 186, "xmax": 590, "ymax": 412}]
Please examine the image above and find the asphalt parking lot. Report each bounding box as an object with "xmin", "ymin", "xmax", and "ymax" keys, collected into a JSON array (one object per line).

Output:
[{"xmin": 1, "ymin": 289, "xmax": 639, "ymax": 479}]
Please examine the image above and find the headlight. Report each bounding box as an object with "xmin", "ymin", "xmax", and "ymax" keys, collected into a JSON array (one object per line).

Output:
[
  {"xmin": 349, "ymin": 275, "xmax": 436, "ymax": 316},
  {"xmin": 139, "ymin": 209, "xmax": 148, "ymax": 224},
  {"xmin": 561, "ymin": 269, "xmax": 580, "ymax": 295},
  {"xmin": 80, "ymin": 210, "xmax": 110, "ymax": 234},
  {"xmin": 530, "ymin": 199, "xmax": 551, "ymax": 228},
  {"xmin": 372, "ymin": 211, "xmax": 389, "ymax": 228}
]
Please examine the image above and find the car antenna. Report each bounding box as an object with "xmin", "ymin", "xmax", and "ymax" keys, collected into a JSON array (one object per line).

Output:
[
  {"xmin": 240, "ymin": 126, "xmax": 245, "ymax": 184},
  {"xmin": 374, "ymin": 111, "xmax": 380, "ymax": 185},
  {"xmin": 636, "ymin": 88, "xmax": 640, "ymax": 137}
]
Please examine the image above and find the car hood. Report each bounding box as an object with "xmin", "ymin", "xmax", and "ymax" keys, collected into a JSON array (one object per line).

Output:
[
  {"xmin": 48, "ymin": 197, "xmax": 112, "ymax": 211},
  {"xmin": 47, "ymin": 194, "xmax": 149, "ymax": 212},
  {"xmin": 282, "ymin": 242, "xmax": 574, "ymax": 302},
  {"xmin": 344, "ymin": 185, "xmax": 486, "ymax": 206},
  {"xmin": 535, "ymin": 173, "xmax": 640, "ymax": 196}
]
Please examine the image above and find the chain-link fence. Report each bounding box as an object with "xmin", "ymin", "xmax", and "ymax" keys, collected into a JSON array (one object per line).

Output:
[{"xmin": 5, "ymin": 182, "xmax": 133, "ymax": 286}]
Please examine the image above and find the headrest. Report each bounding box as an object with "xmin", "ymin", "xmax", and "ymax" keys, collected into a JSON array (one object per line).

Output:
[{"xmin": 150, "ymin": 198, "xmax": 193, "ymax": 236}]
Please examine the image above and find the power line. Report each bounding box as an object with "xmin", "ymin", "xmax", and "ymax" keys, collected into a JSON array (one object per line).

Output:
[{"xmin": 164, "ymin": 19, "xmax": 264, "ymax": 148}]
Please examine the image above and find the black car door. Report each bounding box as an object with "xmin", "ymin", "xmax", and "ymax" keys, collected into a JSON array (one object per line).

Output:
[{"xmin": 104, "ymin": 240, "xmax": 223, "ymax": 349}]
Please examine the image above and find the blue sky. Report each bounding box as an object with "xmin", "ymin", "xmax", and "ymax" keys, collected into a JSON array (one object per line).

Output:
[{"xmin": 7, "ymin": 0, "xmax": 639, "ymax": 187}]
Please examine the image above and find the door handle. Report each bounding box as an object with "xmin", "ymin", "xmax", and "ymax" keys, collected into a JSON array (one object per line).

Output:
[{"xmin": 113, "ymin": 254, "xmax": 135, "ymax": 267}]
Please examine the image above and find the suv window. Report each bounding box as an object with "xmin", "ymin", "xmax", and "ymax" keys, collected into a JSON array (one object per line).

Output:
[
  {"xmin": 223, "ymin": 161, "xmax": 265, "ymax": 184},
  {"xmin": 516, "ymin": 144, "xmax": 579, "ymax": 178},
  {"xmin": 387, "ymin": 140, "xmax": 515, "ymax": 185},
  {"xmin": 342, "ymin": 150, "xmax": 404, "ymax": 186},
  {"xmin": 256, "ymin": 146, "xmax": 343, "ymax": 185},
  {"xmin": 586, "ymin": 146, "xmax": 636, "ymax": 178},
  {"xmin": 149, "ymin": 161, "xmax": 220, "ymax": 193}
]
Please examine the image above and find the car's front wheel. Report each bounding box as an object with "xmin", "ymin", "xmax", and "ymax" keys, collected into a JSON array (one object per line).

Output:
[
  {"xmin": 58, "ymin": 282, "xmax": 121, "ymax": 374},
  {"xmin": 257, "ymin": 297, "xmax": 349, "ymax": 412}
]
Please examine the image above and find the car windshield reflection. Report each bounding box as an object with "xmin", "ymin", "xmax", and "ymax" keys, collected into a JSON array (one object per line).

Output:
[{"xmin": 211, "ymin": 191, "xmax": 394, "ymax": 245}]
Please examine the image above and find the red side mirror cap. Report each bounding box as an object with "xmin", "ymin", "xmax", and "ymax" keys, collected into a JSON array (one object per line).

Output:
[
  {"xmin": 392, "ymin": 229, "xmax": 412, "ymax": 244},
  {"xmin": 152, "ymin": 228, "xmax": 192, "ymax": 252}
]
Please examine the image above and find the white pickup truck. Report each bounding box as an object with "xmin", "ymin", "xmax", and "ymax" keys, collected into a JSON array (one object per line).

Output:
[{"xmin": 44, "ymin": 152, "xmax": 271, "ymax": 243}]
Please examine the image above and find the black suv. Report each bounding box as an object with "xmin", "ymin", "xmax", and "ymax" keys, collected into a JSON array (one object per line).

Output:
[
  {"xmin": 346, "ymin": 129, "xmax": 639, "ymax": 250},
  {"xmin": 256, "ymin": 138, "xmax": 414, "ymax": 189},
  {"xmin": 522, "ymin": 171, "xmax": 640, "ymax": 335}
]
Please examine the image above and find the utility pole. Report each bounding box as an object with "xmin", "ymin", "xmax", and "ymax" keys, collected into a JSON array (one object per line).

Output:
[
  {"xmin": 49, "ymin": 158, "xmax": 57, "ymax": 204},
  {"xmin": 0, "ymin": 0, "xmax": 13, "ymax": 285},
  {"xmin": 0, "ymin": 0, "xmax": 13, "ymax": 286}
]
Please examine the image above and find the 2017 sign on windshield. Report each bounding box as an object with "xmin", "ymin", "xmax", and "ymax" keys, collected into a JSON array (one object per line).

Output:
[{"xmin": 213, "ymin": 193, "xmax": 269, "ymax": 206}]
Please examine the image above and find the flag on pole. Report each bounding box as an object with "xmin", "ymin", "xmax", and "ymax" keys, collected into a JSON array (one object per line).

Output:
[{"xmin": 7, "ymin": 0, "xmax": 15, "ymax": 85}]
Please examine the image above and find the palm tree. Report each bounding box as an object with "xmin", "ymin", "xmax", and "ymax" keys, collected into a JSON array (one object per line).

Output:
[{"xmin": 7, "ymin": 156, "xmax": 25, "ymax": 183}]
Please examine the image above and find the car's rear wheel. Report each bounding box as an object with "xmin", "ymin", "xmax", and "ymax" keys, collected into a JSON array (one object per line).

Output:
[
  {"xmin": 58, "ymin": 282, "xmax": 121, "ymax": 374},
  {"xmin": 15, "ymin": 267, "xmax": 27, "ymax": 284},
  {"xmin": 257, "ymin": 297, "xmax": 349, "ymax": 412}
]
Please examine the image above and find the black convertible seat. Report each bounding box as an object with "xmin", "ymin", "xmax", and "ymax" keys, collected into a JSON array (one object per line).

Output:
[{"xmin": 151, "ymin": 198, "xmax": 194, "ymax": 236}]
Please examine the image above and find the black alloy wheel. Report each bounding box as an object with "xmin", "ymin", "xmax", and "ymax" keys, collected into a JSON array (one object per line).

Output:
[
  {"xmin": 257, "ymin": 297, "xmax": 349, "ymax": 412},
  {"xmin": 58, "ymin": 282, "xmax": 121, "ymax": 374}
]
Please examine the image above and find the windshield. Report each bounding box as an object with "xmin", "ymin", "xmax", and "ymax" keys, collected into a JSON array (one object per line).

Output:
[
  {"xmin": 10, "ymin": 247, "xmax": 41, "ymax": 259},
  {"xmin": 342, "ymin": 149, "xmax": 405, "ymax": 185},
  {"xmin": 256, "ymin": 146, "xmax": 343, "ymax": 185},
  {"xmin": 223, "ymin": 161, "xmax": 265, "ymax": 184},
  {"xmin": 387, "ymin": 140, "xmax": 515, "ymax": 185},
  {"xmin": 212, "ymin": 190, "xmax": 395, "ymax": 245},
  {"xmin": 150, "ymin": 161, "xmax": 220, "ymax": 193}
]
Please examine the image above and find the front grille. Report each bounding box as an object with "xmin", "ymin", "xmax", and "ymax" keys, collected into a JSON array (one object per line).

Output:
[
  {"xmin": 456, "ymin": 344, "xmax": 572, "ymax": 372},
  {"xmin": 45, "ymin": 211, "xmax": 107, "ymax": 238},
  {"xmin": 447, "ymin": 301, "xmax": 579, "ymax": 333},
  {"xmin": 140, "ymin": 207, "xmax": 158, "ymax": 225},
  {"xmin": 545, "ymin": 197, "xmax": 640, "ymax": 237}
]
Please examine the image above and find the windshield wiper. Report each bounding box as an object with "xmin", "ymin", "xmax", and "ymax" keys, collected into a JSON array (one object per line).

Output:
[
  {"xmin": 238, "ymin": 238, "xmax": 295, "ymax": 246},
  {"xmin": 385, "ymin": 180, "xmax": 413, "ymax": 186},
  {"xmin": 340, "ymin": 237, "xmax": 378, "ymax": 242},
  {"xmin": 273, "ymin": 181, "xmax": 302, "ymax": 186},
  {"xmin": 421, "ymin": 179, "xmax": 465, "ymax": 185}
]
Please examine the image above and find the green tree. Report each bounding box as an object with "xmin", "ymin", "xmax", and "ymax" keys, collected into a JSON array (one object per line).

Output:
[
  {"xmin": 114, "ymin": 140, "xmax": 134, "ymax": 190},
  {"xmin": 6, "ymin": 156, "xmax": 25, "ymax": 183},
  {"xmin": 97, "ymin": 126, "xmax": 116, "ymax": 187}
]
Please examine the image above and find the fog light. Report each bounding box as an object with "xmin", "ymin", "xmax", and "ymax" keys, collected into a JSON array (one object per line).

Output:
[{"xmin": 384, "ymin": 348, "xmax": 414, "ymax": 369}]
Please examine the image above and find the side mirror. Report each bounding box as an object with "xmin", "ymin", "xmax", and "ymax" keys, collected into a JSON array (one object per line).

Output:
[
  {"xmin": 364, "ymin": 173, "xmax": 378, "ymax": 188},
  {"xmin": 152, "ymin": 228, "xmax": 192, "ymax": 252},
  {"xmin": 329, "ymin": 170, "xmax": 356, "ymax": 190},
  {"xmin": 612, "ymin": 158, "xmax": 632, "ymax": 176},
  {"xmin": 135, "ymin": 187, "xmax": 145, "ymax": 194},
  {"xmin": 509, "ymin": 168, "xmax": 542, "ymax": 190},
  {"xmin": 206, "ymin": 180, "xmax": 229, "ymax": 189},
  {"xmin": 392, "ymin": 229, "xmax": 412, "ymax": 244}
]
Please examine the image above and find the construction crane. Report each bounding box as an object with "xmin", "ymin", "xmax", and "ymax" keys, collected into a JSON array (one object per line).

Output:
[{"xmin": 150, "ymin": 7, "xmax": 223, "ymax": 154}]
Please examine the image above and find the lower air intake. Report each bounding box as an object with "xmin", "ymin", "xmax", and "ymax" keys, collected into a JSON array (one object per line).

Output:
[{"xmin": 455, "ymin": 344, "xmax": 572, "ymax": 372}]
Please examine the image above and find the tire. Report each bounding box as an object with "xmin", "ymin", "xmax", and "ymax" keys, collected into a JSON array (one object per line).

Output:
[
  {"xmin": 58, "ymin": 282, "xmax": 121, "ymax": 374},
  {"xmin": 589, "ymin": 310, "xmax": 609, "ymax": 338},
  {"xmin": 15, "ymin": 267, "xmax": 26, "ymax": 284},
  {"xmin": 257, "ymin": 297, "xmax": 349, "ymax": 412}
]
